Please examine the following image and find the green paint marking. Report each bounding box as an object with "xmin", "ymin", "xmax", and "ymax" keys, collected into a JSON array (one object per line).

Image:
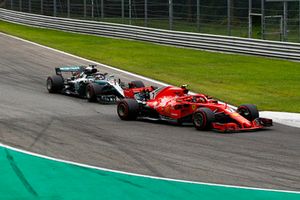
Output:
[{"xmin": 0, "ymin": 146, "xmax": 299, "ymax": 199}]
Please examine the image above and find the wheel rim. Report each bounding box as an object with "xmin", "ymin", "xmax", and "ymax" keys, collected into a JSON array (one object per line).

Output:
[
  {"xmin": 47, "ymin": 79, "xmax": 52, "ymax": 90},
  {"xmin": 118, "ymin": 104, "xmax": 127, "ymax": 117},
  {"xmin": 239, "ymin": 107, "xmax": 250, "ymax": 117},
  {"xmin": 86, "ymin": 87, "xmax": 91, "ymax": 99},
  {"xmin": 194, "ymin": 112, "xmax": 204, "ymax": 127}
]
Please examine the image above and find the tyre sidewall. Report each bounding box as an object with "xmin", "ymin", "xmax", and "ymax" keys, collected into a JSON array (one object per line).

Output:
[
  {"xmin": 237, "ymin": 104, "xmax": 259, "ymax": 121},
  {"xmin": 193, "ymin": 108, "xmax": 214, "ymax": 130},
  {"xmin": 117, "ymin": 102, "xmax": 129, "ymax": 120},
  {"xmin": 193, "ymin": 111, "xmax": 207, "ymax": 130}
]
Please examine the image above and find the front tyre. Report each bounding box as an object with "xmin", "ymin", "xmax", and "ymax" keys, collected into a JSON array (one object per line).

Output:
[
  {"xmin": 117, "ymin": 99, "xmax": 139, "ymax": 120},
  {"xmin": 237, "ymin": 104, "xmax": 259, "ymax": 121},
  {"xmin": 193, "ymin": 108, "xmax": 215, "ymax": 130},
  {"xmin": 47, "ymin": 75, "xmax": 64, "ymax": 93}
]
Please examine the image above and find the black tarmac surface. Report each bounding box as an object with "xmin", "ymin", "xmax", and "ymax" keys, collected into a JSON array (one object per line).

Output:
[{"xmin": 0, "ymin": 33, "xmax": 299, "ymax": 191}]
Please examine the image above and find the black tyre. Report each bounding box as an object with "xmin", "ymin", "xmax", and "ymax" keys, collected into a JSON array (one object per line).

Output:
[
  {"xmin": 130, "ymin": 80, "xmax": 145, "ymax": 88},
  {"xmin": 237, "ymin": 104, "xmax": 259, "ymax": 121},
  {"xmin": 193, "ymin": 108, "xmax": 215, "ymax": 130},
  {"xmin": 117, "ymin": 99, "xmax": 139, "ymax": 120},
  {"xmin": 86, "ymin": 83, "xmax": 104, "ymax": 102},
  {"xmin": 47, "ymin": 75, "xmax": 64, "ymax": 93}
]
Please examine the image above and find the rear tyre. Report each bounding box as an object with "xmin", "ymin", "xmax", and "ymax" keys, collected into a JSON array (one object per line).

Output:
[
  {"xmin": 117, "ymin": 99, "xmax": 139, "ymax": 120},
  {"xmin": 237, "ymin": 104, "xmax": 259, "ymax": 121},
  {"xmin": 47, "ymin": 75, "xmax": 64, "ymax": 93},
  {"xmin": 193, "ymin": 108, "xmax": 215, "ymax": 130},
  {"xmin": 86, "ymin": 83, "xmax": 104, "ymax": 102},
  {"xmin": 130, "ymin": 80, "xmax": 145, "ymax": 88}
]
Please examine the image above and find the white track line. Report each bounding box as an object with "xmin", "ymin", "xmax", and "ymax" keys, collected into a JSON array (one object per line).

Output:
[
  {"xmin": 1, "ymin": 142, "xmax": 299, "ymax": 194},
  {"xmin": 1, "ymin": 32, "xmax": 300, "ymax": 194},
  {"xmin": 0, "ymin": 32, "xmax": 169, "ymax": 87}
]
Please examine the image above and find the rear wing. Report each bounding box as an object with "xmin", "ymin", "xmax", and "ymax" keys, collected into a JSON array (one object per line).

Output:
[{"xmin": 55, "ymin": 66, "xmax": 85, "ymax": 75}]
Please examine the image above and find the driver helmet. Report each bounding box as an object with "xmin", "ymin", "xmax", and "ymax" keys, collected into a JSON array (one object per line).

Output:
[
  {"xmin": 94, "ymin": 72, "xmax": 105, "ymax": 80},
  {"xmin": 85, "ymin": 66, "xmax": 98, "ymax": 74}
]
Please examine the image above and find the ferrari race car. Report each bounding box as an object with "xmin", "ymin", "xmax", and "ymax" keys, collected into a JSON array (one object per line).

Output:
[
  {"xmin": 117, "ymin": 85, "xmax": 273, "ymax": 132},
  {"xmin": 46, "ymin": 65, "xmax": 155, "ymax": 103}
]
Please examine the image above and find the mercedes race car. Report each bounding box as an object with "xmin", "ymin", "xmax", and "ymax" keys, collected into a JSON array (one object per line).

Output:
[
  {"xmin": 46, "ymin": 65, "xmax": 155, "ymax": 103},
  {"xmin": 117, "ymin": 85, "xmax": 273, "ymax": 132}
]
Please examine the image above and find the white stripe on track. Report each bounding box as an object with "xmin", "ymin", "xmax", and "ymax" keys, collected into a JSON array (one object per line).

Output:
[{"xmin": 0, "ymin": 32, "xmax": 169, "ymax": 87}]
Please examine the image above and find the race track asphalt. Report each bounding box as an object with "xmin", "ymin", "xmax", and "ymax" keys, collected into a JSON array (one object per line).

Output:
[{"xmin": 0, "ymin": 33, "xmax": 299, "ymax": 191}]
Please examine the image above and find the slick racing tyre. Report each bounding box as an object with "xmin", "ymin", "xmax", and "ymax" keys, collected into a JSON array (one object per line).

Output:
[
  {"xmin": 86, "ymin": 83, "xmax": 104, "ymax": 102},
  {"xmin": 117, "ymin": 99, "xmax": 139, "ymax": 120},
  {"xmin": 237, "ymin": 104, "xmax": 259, "ymax": 121},
  {"xmin": 47, "ymin": 75, "xmax": 64, "ymax": 93},
  {"xmin": 193, "ymin": 108, "xmax": 215, "ymax": 130},
  {"xmin": 130, "ymin": 80, "xmax": 145, "ymax": 88}
]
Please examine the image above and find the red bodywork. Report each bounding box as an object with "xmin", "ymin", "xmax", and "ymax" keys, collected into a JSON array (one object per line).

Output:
[
  {"xmin": 142, "ymin": 86, "xmax": 272, "ymax": 132},
  {"xmin": 124, "ymin": 86, "xmax": 156, "ymax": 98}
]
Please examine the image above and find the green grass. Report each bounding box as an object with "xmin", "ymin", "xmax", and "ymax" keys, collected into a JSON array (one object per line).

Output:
[{"xmin": 1, "ymin": 20, "xmax": 300, "ymax": 112}]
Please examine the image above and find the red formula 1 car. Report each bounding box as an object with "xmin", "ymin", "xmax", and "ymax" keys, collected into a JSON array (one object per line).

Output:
[{"xmin": 117, "ymin": 85, "xmax": 273, "ymax": 132}]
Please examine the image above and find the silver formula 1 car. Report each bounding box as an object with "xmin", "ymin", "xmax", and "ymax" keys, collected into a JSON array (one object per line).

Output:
[{"xmin": 46, "ymin": 65, "xmax": 150, "ymax": 103}]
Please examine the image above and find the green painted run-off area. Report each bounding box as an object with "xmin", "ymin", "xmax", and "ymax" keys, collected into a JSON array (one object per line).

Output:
[{"xmin": 0, "ymin": 146, "xmax": 299, "ymax": 200}]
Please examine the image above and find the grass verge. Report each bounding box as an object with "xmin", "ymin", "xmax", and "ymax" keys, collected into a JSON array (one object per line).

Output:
[{"xmin": 1, "ymin": 20, "xmax": 299, "ymax": 112}]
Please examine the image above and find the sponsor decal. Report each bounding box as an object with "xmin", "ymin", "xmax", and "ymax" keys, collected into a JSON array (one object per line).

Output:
[
  {"xmin": 231, "ymin": 112, "xmax": 240, "ymax": 117},
  {"xmin": 192, "ymin": 105, "xmax": 197, "ymax": 110}
]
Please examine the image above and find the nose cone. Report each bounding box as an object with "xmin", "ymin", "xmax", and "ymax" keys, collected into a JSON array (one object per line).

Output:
[{"xmin": 229, "ymin": 112, "xmax": 252, "ymax": 128}]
